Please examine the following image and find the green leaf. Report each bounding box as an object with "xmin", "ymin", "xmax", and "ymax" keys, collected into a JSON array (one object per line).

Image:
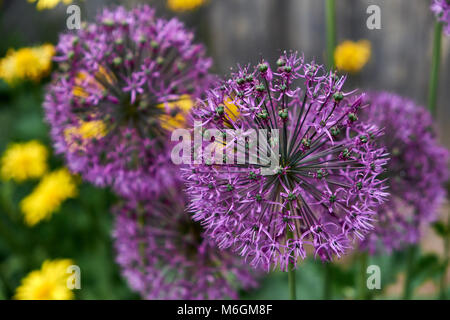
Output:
[{"xmin": 432, "ymin": 221, "xmax": 448, "ymax": 238}]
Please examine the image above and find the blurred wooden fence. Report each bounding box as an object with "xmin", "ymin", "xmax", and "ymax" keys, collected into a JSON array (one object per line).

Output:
[{"xmin": 1, "ymin": 0, "xmax": 449, "ymax": 145}]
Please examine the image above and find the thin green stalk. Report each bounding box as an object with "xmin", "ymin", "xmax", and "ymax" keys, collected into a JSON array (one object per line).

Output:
[
  {"xmin": 439, "ymin": 213, "xmax": 449, "ymax": 300},
  {"xmin": 325, "ymin": 0, "xmax": 336, "ymax": 69},
  {"xmin": 287, "ymin": 230, "xmax": 297, "ymax": 300},
  {"xmin": 403, "ymin": 245, "xmax": 418, "ymax": 300},
  {"xmin": 427, "ymin": 21, "xmax": 443, "ymax": 117},
  {"xmin": 323, "ymin": 263, "xmax": 332, "ymax": 299},
  {"xmin": 358, "ymin": 252, "xmax": 368, "ymax": 300},
  {"xmin": 288, "ymin": 265, "xmax": 297, "ymax": 300}
]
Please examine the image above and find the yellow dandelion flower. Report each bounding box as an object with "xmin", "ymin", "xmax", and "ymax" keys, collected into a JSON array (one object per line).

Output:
[
  {"xmin": 222, "ymin": 97, "xmax": 240, "ymax": 127},
  {"xmin": 28, "ymin": 0, "xmax": 73, "ymax": 11},
  {"xmin": 14, "ymin": 259, "xmax": 74, "ymax": 300},
  {"xmin": 0, "ymin": 44, "xmax": 55, "ymax": 85},
  {"xmin": 167, "ymin": 0, "xmax": 207, "ymax": 12},
  {"xmin": 20, "ymin": 169, "xmax": 77, "ymax": 226},
  {"xmin": 158, "ymin": 94, "xmax": 195, "ymax": 130},
  {"xmin": 334, "ymin": 40, "xmax": 371, "ymax": 73},
  {"xmin": 1, "ymin": 141, "xmax": 48, "ymax": 182}
]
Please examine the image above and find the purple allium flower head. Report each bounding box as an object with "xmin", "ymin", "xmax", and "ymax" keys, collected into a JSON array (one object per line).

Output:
[
  {"xmin": 112, "ymin": 186, "xmax": 257, "ymax": 300},
  {"xmin": 361, "ymin": 92, "xmax": 449, "ymax": 253},
  {"xmin": 431, "ymin": 0, "xmax": 450, "ymax": 35},
  {"xmin": 182, "ymin": 52, "xmax": 389, "ymax": 271},
  {"xmin": 44, "ymin": 5, "xmax": 213, "ymax": 199}
]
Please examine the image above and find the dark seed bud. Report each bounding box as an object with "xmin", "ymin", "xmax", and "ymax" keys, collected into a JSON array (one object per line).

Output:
[
  {"xmin": 255, "ymin": 84, "xmax": 265, "ymax": 92},
  {"xmin": 236, "ymin": 78, "xmax": 245, "ymax": 85},
  {"xmin": 215, "ymin": 105, "xmax": 225, "ymax": 115},
  {"xmin": 113, "ymin": 57, "xmax": 122, "ymax": 66},
  {"xmin": 138, "ymin": 36, "xmax": 146, "ymax": 43},
  {"xmin": 316, "ymin": 169, "xmax": 325, "ymax": 179},
  {"xmin": 257, "ymin": 110, "xmax": 269, "ymax": 119},
  {"xmin": 348, "ymin": 113, "xmax": 358, "ymax": 122},
  {"xmin": 72, "ymin": 37, "xmax": 79, "ymax": 46},
  {"xmin": 342, "ymin": 148, "xmax": 351, "ymax": 159},
  {"xmin": 150, "ymin": 41, "xmax": 159, "ymax": 49},
  {"xmin": 330, "ymin": 127, "xmax": 341, "ymax": 137},
  {"xmin": 279, "ymin": 109, "xmax": 288, "ymax": 119},
  {"xmin": 333, "ymin": 92, "xmax": 344, "ymax": 101},
  {"xmin": 302, "ymin": 138, "xmax": 311, "ymax": 148},
  {"xmin": 277, "ymin": 58, "xmax": 286, "ymax": 67},
  {"xmin": 258, "ymin": 63, "xmax": 268, "ymax": 72},
  {"xmin": 156, "ymin": 56, "xmax": 165, "ymax": 65}
]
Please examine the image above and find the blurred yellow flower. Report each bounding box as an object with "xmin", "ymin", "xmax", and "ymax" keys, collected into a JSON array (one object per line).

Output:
[
  {"xmin": 72, "ymin": 67, "xmax": 116, "ymax": 100},
  {"xmin": 28, "ymin": 0, "xmax": 72, "ymax": 11},
  {"xmin": 334, "ymin": 40, "xmax": 371, "ymax": 73},
  {"xmin": 0, "ymin": 44, "xmax": 55, "ymax": 85},
  {"xmin": 1, "ymin": 141, "xmax": 48, "ymax": 182},
  {"xmin": 223, "ymin": 97, "xmax": 240, "ymax": 126},
  {"xmin": 14, "ymin": 259, "xmax": 74, "ymax": 300},
  {"xmin": 20, "ymin": 169, "xmax": 77, "ymax": 226},
  {"xmin": 64, "ymin": 120, "xmax": 107, "ymax": 151},
  {"xmin": 167, "ymin": 0, "xmax": 207, "ymax": 12},
  {"xmin": 158, "ymin": 94, "xmax": 194, "ymax": 130}
]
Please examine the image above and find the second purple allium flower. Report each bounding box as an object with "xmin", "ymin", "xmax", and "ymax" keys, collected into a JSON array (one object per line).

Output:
[
  {"xmin": 113, "ymin": 186, "xmax": 257, "ymax": 300},
  {"xmin": 362, "ymin": 92, "xmax": 449, "ymax": 253},
  {"xmin": 44, "ymin": 5, "xmax": 212, "ymax": 199},
  {"xmin": 183, "ymin": 52, "xmax": 389, "ymax": 271}
]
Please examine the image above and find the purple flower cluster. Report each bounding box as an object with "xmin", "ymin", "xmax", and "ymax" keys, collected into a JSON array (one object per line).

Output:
[
  {"xmin": 431, "ymin": 0, "xmax": 450, "ymax": 35},
  {"xmin": 112, "ymin": 185, "xmax": 257, "ymax": 300},
  {"xmin": 44, "ymin": 5, "xmax": 212, "ymax": 199},
  {"xmin": 361, "ymin": 92, "xmax": 449, "ymax": 253},
  {"xmin": 182, "ymin": 52, "xmax": 389, "ymax": 271}
]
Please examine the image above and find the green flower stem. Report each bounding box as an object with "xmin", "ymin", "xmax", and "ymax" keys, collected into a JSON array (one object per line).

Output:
[
  {"xmin": 288, "ymin": 263, "xmax": 297, "ymax": 300},
  {"xmin": 439, "ymin": 214, "xmax": 449, "ymax": 300},
  {"xmin": 358, "ymin": 252, "xmax": 369, "ymax": 300},
  {"xmin": 287, "ymin": 230, "xmax": 297, "ymax": 300},
  {"xmin": 403, "ymin": 245, "xmax": 418, "ymax": 300},
  {"xmin": 323, "ymin": 263, "xmax": 333, "ymax": 299},
  {"xmin": 325, "ymin": 0, "xmax": 336, "ymax": 69},
  {"xmin": 428, "ymin": 22, "xmax": 445, "ymax": 299},
  {"xmin": 428, "ymin": 21, "xmax": 443, "ymax": 117}
]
